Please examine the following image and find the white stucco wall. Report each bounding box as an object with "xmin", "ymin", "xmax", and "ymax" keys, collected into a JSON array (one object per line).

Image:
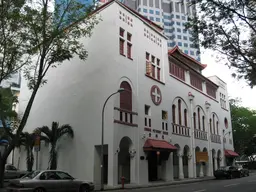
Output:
[{"xmin": 17, "ymin": 1, "xmax": 234, "ymax": 188}]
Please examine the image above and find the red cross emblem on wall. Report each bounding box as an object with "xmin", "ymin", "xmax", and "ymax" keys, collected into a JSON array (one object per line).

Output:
[{"xmin": 150, "ymin": 85, "xmax": 162, "ymax": 105}]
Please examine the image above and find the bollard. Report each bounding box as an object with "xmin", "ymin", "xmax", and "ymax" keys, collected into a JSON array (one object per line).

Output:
[{"xmin": 121, "ymin": 176, "xmax": 125, "ymax": 189}]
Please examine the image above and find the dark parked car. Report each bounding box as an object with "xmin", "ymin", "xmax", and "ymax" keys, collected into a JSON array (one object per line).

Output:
[
  {"xmin": 5, "ymin": 164, "xmax": 29, "ymax": 180},
  {"xmin": 7, "ymin": 170, "xmax": 94, "ymax": 192},
  {"xmin": 236, "ymin": 165, "xmax": 250, "ymax": 177},
  {"xmin": 214, "ymin": 166, "xmax": 243, "ymax": 179}
]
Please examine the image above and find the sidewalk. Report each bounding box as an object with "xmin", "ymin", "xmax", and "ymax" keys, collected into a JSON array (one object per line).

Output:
[{"xmin": 97, "ymin": 176, "xmax": 215, "ymax": 191}]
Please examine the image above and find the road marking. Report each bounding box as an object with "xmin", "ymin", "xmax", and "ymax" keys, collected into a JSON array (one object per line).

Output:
[
  {"xmin": 224, "ymin": 183, "xmax": 240, "ymax": 187},
  {"xmin": 193, "ymin": 190, "xmax": 206, "ymax": 192},
  {"xmin": 248, "ymin": 180, "xmax": 256, "ymax": 182}
]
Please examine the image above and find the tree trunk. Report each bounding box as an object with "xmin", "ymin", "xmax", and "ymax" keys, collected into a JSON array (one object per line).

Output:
[
  {"xmin": 0, "ymin": 79, "xmax": 42, "ymax": 188},
  {"xmin": 26, "ymin": 148, "xmax": 34, "ymax": 172},
  {"xmin": 50, "ymin": 150, "xmax": 57, "ymax": 170},
  {"xmin": 0, "ymin": 158, "xmax": 6, "ymax": 188},
  {"xmin": 12, "ymin": 149, "xmax": 14, "ymax": 165}
]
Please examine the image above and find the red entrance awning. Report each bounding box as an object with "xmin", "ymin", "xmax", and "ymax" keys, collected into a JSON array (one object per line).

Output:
[
  {"xmin": 225, "ymin": 150, "xmax": 239, "ymax": 157},
  {"xmin": 143, "ymin": 139, "xmax": 177, "ymax": 152}
]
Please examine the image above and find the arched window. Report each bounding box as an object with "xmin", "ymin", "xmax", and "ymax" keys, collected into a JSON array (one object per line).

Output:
[
  {"xmin": 178, "ymin": 99, "xmax": 182, "ymax": 125},
  {"xmin": 184, "ymin": 109, "xmax": 187, "ymax": 127},
  {"xmin": 197, "ymin": 108, "xmax": 201, "ymax": 130},
  {"xmin": 210, "ymin": 118, "xmax": 212, "ymax": 133},
  {"xmin": 120, "ymin": 81, "xmax": 132, "ymax": 111},
  {"xmin": 224, "ymin": 118, "xmax": 228, "ymax": 128},
  {"xmin": 202, "ymin": 116, "xmax": 205, "ymax": 131},
  {"xmin": 213, "ymin": 114, "xmax": 215, "ymax": 134},
  {"xmin": 216, "ymin": 121, "xmax": 219, "ymax": 135},
  {"xmin": 193, "ymin": 112, "xmax": 196, "ymax": 129},
  {"xmin": 172, "ymin": 104, "xmax": 176, "ymax": 124}
]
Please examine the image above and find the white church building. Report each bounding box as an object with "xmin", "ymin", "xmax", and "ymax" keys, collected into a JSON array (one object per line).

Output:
[{"xmin": 17, "ymin": 0, "xmax": 238, "ymax": 189}]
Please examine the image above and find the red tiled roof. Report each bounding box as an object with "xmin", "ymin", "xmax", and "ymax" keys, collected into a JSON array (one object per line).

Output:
[
  {"xmin": 225, "ymin": 150, "xmax": 239, "ymax": 157},
  {"xmin": 168, "ymin": 46, "xmax": 207, "ymax": 69},
  {"xmin": 143, "ymin": 139, "xmax": 177, "ymax": 151}
]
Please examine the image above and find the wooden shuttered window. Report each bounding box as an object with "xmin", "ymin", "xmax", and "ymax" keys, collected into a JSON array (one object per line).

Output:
[
  {"xmin": 190, "ymin": 73, "xmax": 203, "ymax": 91},
  {"xmin": 170, "ymin": 63, "xmax": 185, "ymax": 81},
  {"xmin": 120, "ymin": 81, "xmax": 132, "ymax": 111}
]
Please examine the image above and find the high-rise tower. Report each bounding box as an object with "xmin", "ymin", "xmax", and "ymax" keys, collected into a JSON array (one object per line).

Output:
[{"xmin": 101, "ymin": 0, "xmax": 201, "ymax": 61}]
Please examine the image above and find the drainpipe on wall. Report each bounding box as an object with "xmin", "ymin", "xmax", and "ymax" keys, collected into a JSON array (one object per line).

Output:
[
  {"xmin": 188, "ymin": 92, "xmax": 196, "ymax": 178},
  {"xmin": 205, "ymin": 101, "xmax": 212, "ymax": 176}
]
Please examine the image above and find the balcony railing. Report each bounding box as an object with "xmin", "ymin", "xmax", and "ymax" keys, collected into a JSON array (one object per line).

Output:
[
  {"xmin": 172, "ymin": 123, "xmax": 190, "ymax": 137},
  {"xmin": 114, "ymin": 107, "xmax": 138, "ymax": 127},
  {"xmin": 211, "ymin": 134, "xmax": 221, "ymax": 143},
  {"xmin": 194, "ymin": 130, "xmax": 207, "ymax": 140}
]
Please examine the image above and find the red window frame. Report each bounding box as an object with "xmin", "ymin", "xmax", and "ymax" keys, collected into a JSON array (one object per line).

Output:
[
  {"xmin": 172, "ymin": 105, "xmax": 176, "ymax": 124},
  {"xmin": 206, "ymin": 83, "xmax": 217, "ymax": 99},
  {"xmin": 127, "ymin": 43, "xmax": 132, "ymax": 58},
  {"xmin": 127, "ymin": 33, "xmax": 132, "ymax": 41},
  {"xmin": 170, "ymin": 63, "xmax": 185, "ymax": 81},
  {"xmin": 184, "ymin": 109, "xmax": 187, "ymax": 127},
  {"xmin": 202, "ymin": 116, "xmax": 205, "ymax": 131},
  {"xmin": 120, "ymin": 28, "xmax": 124, "ymax": 37},
  {"xmin": 152, "ymin": 65, "xmax": 155, "ymax": 78},
  {"xmin": 193, "ymin": 112, "xmax": 196, "ymax": 129},
  {"xmin": 119, "ymin": 39, "xmax": 125, "ymax": 55},
  {"xmin": 190, "ymin": 73, "xmax": 203, "ymax": 91},
  {"xmin": 157, "ymin": 68, "xmax": 160, "ymax": 80},
  {"xmin": 178, "ymin": 99, "xmax": 182, "ymax": 125},
  {"xmin": 197, "ymin": 108, "xmax": 201, "ymax": 130}
]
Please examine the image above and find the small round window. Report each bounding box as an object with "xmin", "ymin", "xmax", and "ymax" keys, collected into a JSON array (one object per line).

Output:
[{"xmin": 224, "ymin": 118, "xmax": 228, "ymax": 128}]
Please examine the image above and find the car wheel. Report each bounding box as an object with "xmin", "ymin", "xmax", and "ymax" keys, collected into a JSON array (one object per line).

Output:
[
  {"xmin": 34, "ymin": 187, "xmax": 46, "ymax": 192},
  {"xmin": 80, "ymin": 184, "xmax": 89, "ymax": 192}
]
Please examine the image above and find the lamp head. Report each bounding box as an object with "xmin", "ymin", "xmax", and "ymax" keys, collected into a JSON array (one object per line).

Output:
[
  {"xmin": 205, "ymin": 101, "xmax": 211, "ymax": 109},
  {"xmin": 118, "ymin": 88, "xmax": 125, "ymax": 93}
]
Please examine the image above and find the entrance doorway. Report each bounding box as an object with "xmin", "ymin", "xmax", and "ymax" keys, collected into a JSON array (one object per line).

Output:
[
  {"xmin": 94, "ymin": 145, "xmax": 108, "ymax": 186},
  {"xmin": 212, "ymin": 149, "xmax": 216, "ymax": 171},
  {"xmin": 118, "ymin": 137, "xmax": 132, "ymax": 184},
  {"xmin": 103, "ymin": 154, "xmax": 108, "ymax": 184},
  {"xmin": 148, "ymin": 151, "xmax": 158, "ymax": 181},
  {"xmin": 147, "ymin": 151, "xmax": 170, "ymax": 181},
  {"xmin": 183, "ymin": 146, "xmax": 189, "ymax": 178},
  {"xmin": 217, "ymin": 150, "xmax": 221, "ymax": 169},
  {"xmin": 195, "ymin": 147, "xmax": 200, "ymax": 177}
]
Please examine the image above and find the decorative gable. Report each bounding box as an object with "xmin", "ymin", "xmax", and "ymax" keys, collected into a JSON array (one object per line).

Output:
[{"xmin": 168, "ymin": 46, "xmax": 207, "ymax": 72}]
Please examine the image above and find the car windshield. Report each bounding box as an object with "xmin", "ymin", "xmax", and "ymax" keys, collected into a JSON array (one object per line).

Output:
[{"xmin": 22, "ymin": 171, "xmax": 41, "ymax": 179}]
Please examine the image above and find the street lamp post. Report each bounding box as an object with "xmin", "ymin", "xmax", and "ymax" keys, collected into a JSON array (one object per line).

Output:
[{"xmin": 100, "ymin": 88, "xmax": 125, "ymax": 191}]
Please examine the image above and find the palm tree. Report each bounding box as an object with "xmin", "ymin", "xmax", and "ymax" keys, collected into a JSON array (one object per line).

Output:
[
  {"xmin": 0, "ymin": 130, "xmax": 35, "ymax": 172},
  {"xmin": 19, "ymin": 132, "xmax": 35, "ymax": 172},
  {"xmin": 36, "ymin": 122, "xmax": 74, "ymax": 170}
]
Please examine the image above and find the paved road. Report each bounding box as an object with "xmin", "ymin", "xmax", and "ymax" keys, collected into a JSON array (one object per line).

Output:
[{"xmin": 120, "ymin": 174, "xmax": 256, "ymax": 192}]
